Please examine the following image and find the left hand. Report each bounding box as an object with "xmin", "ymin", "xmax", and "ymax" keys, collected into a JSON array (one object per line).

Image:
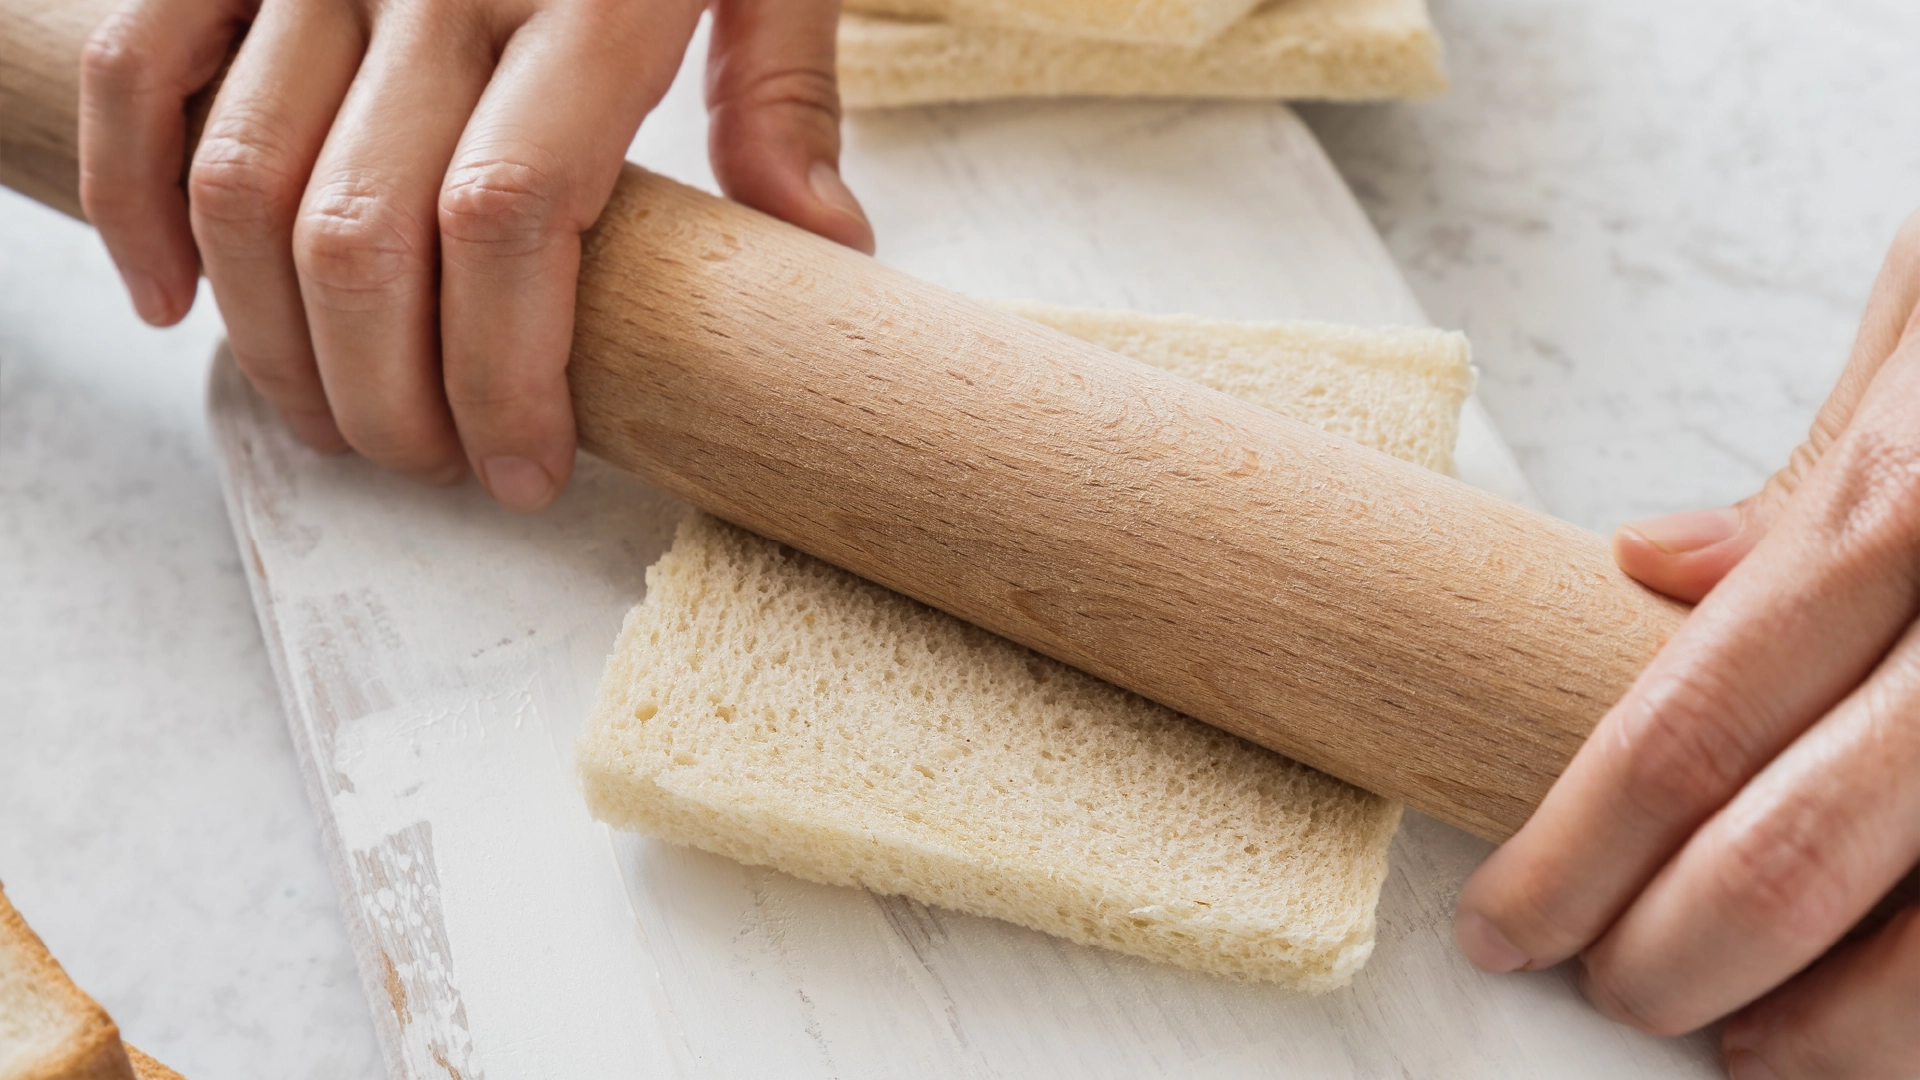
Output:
[
  {"xmin": 1454, "ymin": 211, "xmax": 1920, "ymax": 1080},
  {"xmin": 78, "ymin": 0, "xmax": 872, "ymax": 512}
]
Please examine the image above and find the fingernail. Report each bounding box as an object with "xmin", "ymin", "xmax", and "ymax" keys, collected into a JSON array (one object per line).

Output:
[
  {"xmin": 1455, "ymin": 911, "xmax": 1532, "ymax": 973},
  {"xmin": 1620, "ymin": 507, "xmax": 1741, "ymax": 555},
  {"xmin": 1725, "ymin": 1050, "xmax": 1781, "ymax": 1080},
  {"xmin": 808, "ymin": 161, "xmax": 873, "ymax": 243},
  {"xmin": 121, "ymin": 269, "xmax": 171, "ymax": 324},
  {"xmin": 480, "ymin": 455, "xmax": 555, "ymax": 513}
]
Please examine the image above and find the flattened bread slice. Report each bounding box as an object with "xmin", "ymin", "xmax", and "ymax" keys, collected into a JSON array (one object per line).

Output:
[
  {"xmin": 0, "ymin": 888, "xmax": 131, "ymax": 1080},
  {"xmin": 579, "ymin": 309, "xmax": 1471, "ymax": 990},
  {"xmin": 838, "ymin": 0, "xmax": 1446, "ymax": 108},
  {"xmin": 842, "ymin": 0, "xmax": 1264, "ymax": 47}
]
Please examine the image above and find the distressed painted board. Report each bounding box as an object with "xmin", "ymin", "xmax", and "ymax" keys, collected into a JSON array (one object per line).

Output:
[{"xmin": 207, "ymin": 27, "xmax": 1719, "ymax": 1080}]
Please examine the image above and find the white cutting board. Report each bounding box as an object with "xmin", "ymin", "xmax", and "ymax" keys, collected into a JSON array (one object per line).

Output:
[{"xmin": 208, "ymin": 27, "xmax": 1720, "ymax": 1080}]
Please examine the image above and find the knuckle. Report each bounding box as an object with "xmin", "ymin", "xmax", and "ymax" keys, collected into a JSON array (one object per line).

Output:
[
  {"xmin": 1608, "ymin": 672, "xmax": 1756, "ymax": 822},
  {"xmin": 333, "ymin": 411, "xmax": 451, "ymax": 473},
  {"xmin": 189, "ymin": 133, "xmax": 306, "ymax": 238},
  {"xmin": 1710, "ymin": 794, "xmax": 1854, "ymax": 943},
  {"xmin": 294, "ymin": 176, "xmax": 431, "ymax": 303},
  {"xmin": 438, "ymin": 158, "xmax": 566, "ymax": 257},
  {"xmin": 1582, "ymin": 960, "xmax": 1695, "ymax": 1037},
  {"xmin": 229, "ymin": 348, "xmax": 318, "ymax": 404},
  {"xmin": 1807, "ymin": 428, "xmax": 1920, "ymax": 572},
  {"xmin": 75, "ymin": 14, "xmax": 163, "ymax": 226},
  {"xmin": 81, "ymin": 14, "xmax": 158, "ymax": 94},
  {"xmin": 715, "ymin": 64, "xmax": 841, "ymax": 122},
  {"xmin": 1482, "ymin": 864, "xmax": 1593, "ymax": 958},
  {"xmin": 1762, "ymin": 439, "xmax": 1824, "ymax": 507}
]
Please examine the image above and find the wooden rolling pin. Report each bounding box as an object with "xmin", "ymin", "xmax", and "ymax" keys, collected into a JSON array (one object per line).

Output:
[{"xmin": 1, "ymin": 0, "xmax": 1686, "ymax": 843}]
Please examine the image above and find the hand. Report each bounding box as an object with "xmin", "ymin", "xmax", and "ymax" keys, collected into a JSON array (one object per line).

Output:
[
  {"xmin": 79, "ymin": 0, "xmax": 875, "ymax": 511},
  {"xmin": 1455, "ymin": 212, "xmax": 1920, "ymax": 1079}
]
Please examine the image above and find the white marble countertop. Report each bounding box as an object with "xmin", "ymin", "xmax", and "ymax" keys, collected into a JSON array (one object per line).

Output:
[{"xmin": 2, "ymin": 0, "xmax": 1914, "ymax": 1075}]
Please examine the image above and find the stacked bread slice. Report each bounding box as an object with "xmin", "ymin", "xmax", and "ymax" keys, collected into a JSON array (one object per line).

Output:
[
  {"xmin": 579, "ymin": 307, "xmax": 1473, "ymax": 990},
  {"xmin": 1, "ymin": 886, "xmax": 184, "ymax": 1080},
  {"xmin": 837, "ymin": 0, "xmax": 1447, "ymax": 107},
  {"xmin": 843, "ymin": 0, "xmax": 1269, "ymax": 46}
]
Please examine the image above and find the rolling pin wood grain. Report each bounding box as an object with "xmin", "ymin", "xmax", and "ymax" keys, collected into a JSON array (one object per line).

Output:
[
  {"xmin": 0, "ymin": 0, "xmax": 1687, "ymax": 842},
  {"xmin": 0, "ymin": 0, "xmax": 96, "ymax": 219}
]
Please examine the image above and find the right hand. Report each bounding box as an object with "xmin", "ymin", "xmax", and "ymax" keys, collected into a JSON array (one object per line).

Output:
[
  {"xmin": 1455, "ymin": 211, "xmax": 1920, "ymax": 1077},
  {"xmin": 79, "ymin": 0, "xmax": 875, "ymax": 511}
]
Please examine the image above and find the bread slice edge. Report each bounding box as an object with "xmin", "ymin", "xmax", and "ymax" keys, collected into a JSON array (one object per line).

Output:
[{"xmin": 0, "ymin": 888, "xmax": 135, "ymax": 1080}]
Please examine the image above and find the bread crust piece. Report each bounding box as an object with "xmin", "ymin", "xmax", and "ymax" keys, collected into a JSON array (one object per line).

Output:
[
  {"xmin": 837, "ymin": 0, "xmax": 1447, "ymax": 108},
  {"xmin": 0, "ymin": 888, "xmax": 135, "ymax": 1080},
  {"xmin": 122, "ymin": 1047, "xmax": 183, "ymax": 1080}
]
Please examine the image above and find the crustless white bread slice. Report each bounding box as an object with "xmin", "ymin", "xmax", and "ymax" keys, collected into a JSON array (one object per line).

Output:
[
  {"xmin": 578, "ymin": 309, "xmax": 1472, "ymax": 990},
  {"xmin": 1002, "ymin": 302, "xmax": 1470, "ymax": 475},
  {"xmin": 842, "ymin": 0, "xmax": 1264, "ymax": 47},
  {"xmin": 837, "ymin": 0, "xmax": 1446, "ymax": 109},
  {"xmin": 1, "ymin": 887, "xmax": 129, "ymax": 1080}
]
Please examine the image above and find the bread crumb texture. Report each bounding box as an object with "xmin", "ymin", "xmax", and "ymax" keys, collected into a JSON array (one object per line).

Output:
[
  {"xmin": 843, "ymin": 0, "xmax": 1264, "ymax": 46},
  {"xmin": 1003, "ymin": 302, "xmax": 1471, "ymax": 476},
  {"xmin": 838, "ymin": 0, "xmax": 1447, "ymax": 108},
  {"xmin": 579, "ymin": 307, "xmax": 1471, "ymax": 991}
]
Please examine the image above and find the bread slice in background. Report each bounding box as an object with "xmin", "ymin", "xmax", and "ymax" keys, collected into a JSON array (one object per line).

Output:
[
  {"xmin": 838, "ymin": 0, "xmax": 1445, "ymax": 108},
  {"xmin": 579, "ymin": 308, "xmax": 1471, "ymax": 990},
  {"xmin": 0, "ymin": 888, "xmax": 185, "ymax": 1080},
  {"xmin": 843, "ymin": 0, "xmax": 1264, "ymax": 47},
  {"xmin": 1, "ymin": 887, "xmax": 131, "ymax": 1080},
  {"xmin": 1003, "ymin": 302, "xmax": 1471, "ymax": 475}
]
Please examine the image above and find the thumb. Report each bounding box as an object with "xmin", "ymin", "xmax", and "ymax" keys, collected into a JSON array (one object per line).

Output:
[
  {"xmin": 705, "ymin": 0, "xmax": 874, "ymax": 254},
  {"xmin": 1612, "ymin": 487, "xmax": 1790, "ymax": 606},
  {"xmin": 1617, "ymin": 209, "xmax": 1920, "ymax": 603}
]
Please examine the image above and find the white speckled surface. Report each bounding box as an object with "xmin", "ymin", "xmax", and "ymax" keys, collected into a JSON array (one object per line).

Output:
[
  {"xmin": 2, "ymin": 1, "xmax": 1915, "ymax": 1075},
  {"xmin": 0, "ymin": 215, "xmax": 380, "ymax": 1075},
  {"xmin": 1299, "ymin": 0, "xmax": 1920, "ymax": 531}
]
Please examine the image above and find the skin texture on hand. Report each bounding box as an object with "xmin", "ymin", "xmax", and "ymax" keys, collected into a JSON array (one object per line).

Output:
[
  {"xmin": 1456, "ymin": 212, "xmax": 1920, "ymax": 1080},
  {"xmin": 78, "ymin": 0, "xmax": 874, "ymax": 512}
]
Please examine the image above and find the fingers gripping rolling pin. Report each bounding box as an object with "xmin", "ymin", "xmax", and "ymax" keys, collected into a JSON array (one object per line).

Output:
[{"xmin": 1, "ymin": 0, "xmax": 1686, "ymax": 842}]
